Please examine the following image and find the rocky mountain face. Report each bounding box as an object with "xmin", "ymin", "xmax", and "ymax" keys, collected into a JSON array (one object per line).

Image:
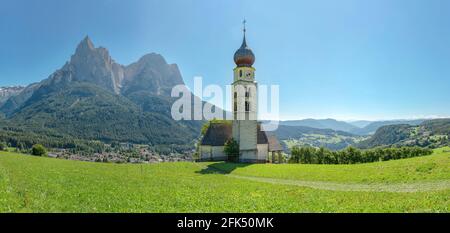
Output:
[
  {"xmin": 1, "ymin": 36, "xmax": 186, "ymax": 115},
  {"xmin": 0, "ymin": 37, "xmax": 203, "ymax": 146},
  {"xmin": 0, "ymin": 83, "xmax": 43, "ymax": 116},
  {"xmin": 64, "ymin": 36, "xmax": 124, "ymax": 94},
  {"xmin": 0, "ymin": 86, "xmax": 25, "ymax": 105},
  {"xmin": 122, "ymin": 53, "xmax": 184, "ymax": 96}
]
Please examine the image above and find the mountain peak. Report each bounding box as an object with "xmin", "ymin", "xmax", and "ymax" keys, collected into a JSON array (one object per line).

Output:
[
  {"xmin": 138, "ymin": 53, "xmax": 167, "ymax": 65},
  {"xmin": 64, "ymin": 36, "xmax": 122, "ymax": 93},
  {"xmin": 75, "ymin": 36, "xmax": 95, "ymax": 54}
]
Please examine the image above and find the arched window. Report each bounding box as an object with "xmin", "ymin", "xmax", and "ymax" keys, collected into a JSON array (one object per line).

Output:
[{"xmin": 245, "ymin": 101, "xmax": 250, "ymax": 112}]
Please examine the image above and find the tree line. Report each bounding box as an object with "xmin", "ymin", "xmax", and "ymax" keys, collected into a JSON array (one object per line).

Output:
[
  {"xmin": 0, "ymin": 140, "xmax": 47, "ymax": 157},
  {"xmin": 289, "ymin": 146, "xmax": 433, "ymax": 164},
  {"xmin": 0, "ymin": 128, "xmax": 105, "ymax": 154}
]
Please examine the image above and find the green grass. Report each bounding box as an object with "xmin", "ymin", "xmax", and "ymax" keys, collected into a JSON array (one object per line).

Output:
[
  {"xmin": 211, "ymin": 147, "xmax": 450, "ymax": 184},
  {"xmin": 0, "ymin": 148, "xmax": 449, "ymax": 213}
]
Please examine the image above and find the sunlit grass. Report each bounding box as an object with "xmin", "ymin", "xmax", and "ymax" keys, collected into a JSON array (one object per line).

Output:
[
  {"xmin": 0, "ymin": 148, "xmax": 448, "ymax": 213},
  {"xmin": 210, "ymin": 147, "xmax": 450, "ymax": 183}
]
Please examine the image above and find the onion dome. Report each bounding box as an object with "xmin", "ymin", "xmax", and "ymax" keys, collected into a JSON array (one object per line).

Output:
[{"xmin": 234, "ymin": 22, "xmax": 255, "ymax": 67}]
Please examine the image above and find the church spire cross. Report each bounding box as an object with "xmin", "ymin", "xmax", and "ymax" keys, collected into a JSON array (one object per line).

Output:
[{"xmin": 241, "ymin": 19, "xmax": 247, "ymax": 48}]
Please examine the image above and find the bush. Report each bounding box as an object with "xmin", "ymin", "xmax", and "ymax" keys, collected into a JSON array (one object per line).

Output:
[
  {"xmin": 224, "ymin": 138, "xmax": 239, "ymax": 162},
  {"xmin": 31, "ymin": 144, "xmax": 47, "ymax": 156},
  {"xmin": 0, "ymin": 141, "xmax": 6, "ymax": 151}
]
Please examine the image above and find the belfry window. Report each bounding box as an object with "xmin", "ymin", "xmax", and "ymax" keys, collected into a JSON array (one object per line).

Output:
[
  {"xmin": 245, "ymin": 101, "xmax": 250, "ymax": 112},
  {"xmin": 245, "ymin": 91, "xmax": 250, "ymax": 98}
]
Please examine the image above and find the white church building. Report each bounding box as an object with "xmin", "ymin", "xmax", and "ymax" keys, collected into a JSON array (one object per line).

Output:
[{"xmin": 199, "ymin": 23, "xmax": 282, "ymax": 163}]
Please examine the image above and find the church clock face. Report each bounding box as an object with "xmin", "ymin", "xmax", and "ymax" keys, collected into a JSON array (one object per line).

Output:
[{"xmin": 245, "ymin": 71, "xmax": 252, "ymax": 79}]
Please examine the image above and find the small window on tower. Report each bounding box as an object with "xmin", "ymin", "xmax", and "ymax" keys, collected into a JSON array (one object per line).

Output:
[
  {"xmin": 234, "ymin": 92, "xmax": 237, "ymax": 98},
  {"xmin": 245, "ymin": 101, "xmax": 250, "ymax": 112},
  {"xmin": 239, "ymin": 70, "xmax": 242, "ymax": 77},
  {"xmin": 234, "ymin": 103, "xmax": 237, "ymax": 112},
  {"xmin": 245, "ymin": 91, "xmax": 250, "ymax": 98}
]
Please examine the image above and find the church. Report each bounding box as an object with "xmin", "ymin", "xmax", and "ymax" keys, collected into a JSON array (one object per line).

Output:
[{"xmin": 199, "ymin": 23, "xmax": 283, "ymax": 163}]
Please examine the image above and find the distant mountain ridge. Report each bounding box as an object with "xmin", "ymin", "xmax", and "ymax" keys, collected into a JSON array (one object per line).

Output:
[
  {"xmin": 279, "ymin": 118, "xmax": 428, "ymax": 135},
  {"xmin": 280, "ymin": 119, "xmax": 359, "ymax": 133},
  {"xmin": 347, "ymin": 120, "xmax": 373, "ymax": 128}
]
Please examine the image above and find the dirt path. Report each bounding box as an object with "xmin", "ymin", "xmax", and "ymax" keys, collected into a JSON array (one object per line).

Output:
[{"xmin": 225, "ymin": 174, "xmax": 450, "ymax": 193}]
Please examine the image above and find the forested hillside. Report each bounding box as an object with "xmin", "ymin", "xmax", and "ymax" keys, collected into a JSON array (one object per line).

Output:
[
  {"xmin": 271, "ymin": 125, "xmax": 367, "ymax": 151},
  {"xmin": 357, "ymin": 119, "xmax": 450, "ymax": 148}
]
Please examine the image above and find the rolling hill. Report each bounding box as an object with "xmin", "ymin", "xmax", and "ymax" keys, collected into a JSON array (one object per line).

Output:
[
  {"xmin": 350, "ymin": 119, "xmax": 426, "ymax": 135},
  {"xmin": 357, "ymin": 119, "xmax": 450, "ymax": 148}
]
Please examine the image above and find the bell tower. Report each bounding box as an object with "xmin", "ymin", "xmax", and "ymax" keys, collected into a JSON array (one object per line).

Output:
[{"xmin": 232, "ymin": 20, "xmax": 258, "ymax": 162}]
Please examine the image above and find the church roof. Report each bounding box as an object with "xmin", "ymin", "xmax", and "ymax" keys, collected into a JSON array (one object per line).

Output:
[
  {"xmin": 200, "ymin": 123, "xmax": 232, "ymax": 146},
  {"xmin": 200, "ymin": 122, "xmax": 274, "ymax": 146},
  {"xmin": 267, "ymin": 135, "xmax": 283, "ymax": 151},
  {"xmin": 234, "ymin": 35, "xmax": 255, "ymax": 67}
]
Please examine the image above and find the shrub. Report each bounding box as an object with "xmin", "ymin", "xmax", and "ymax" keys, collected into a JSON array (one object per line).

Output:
[
  {"xmin": 31, "ymin": 144, "xmax": 47, "ymax": 156},
  {"xmin": 224, "ymin": 138, "xmax": 239, "ymax": 162},
  {"xmin": 0, "ymin": 141, "xmax": 6, "ymax": 151}
]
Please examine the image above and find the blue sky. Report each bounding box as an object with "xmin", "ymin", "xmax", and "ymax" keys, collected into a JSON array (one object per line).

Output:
[{"xmin": 1, "ymin": 0, "xmax": 450, "ymax": 120}]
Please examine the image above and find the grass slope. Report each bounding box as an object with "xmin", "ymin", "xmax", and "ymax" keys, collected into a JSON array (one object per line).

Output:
[
  {"xmin": 0, "ymin": 148, "xmax": 449, "ymax": 213},
  {"xmin": 210, "ymin": 147, "xmax": 450, "ymax": 184}
]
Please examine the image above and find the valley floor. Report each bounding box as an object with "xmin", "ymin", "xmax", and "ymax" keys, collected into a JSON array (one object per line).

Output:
[{"xmin": 0, "ymin": 148, "xmax": 449, "ymax": 213}]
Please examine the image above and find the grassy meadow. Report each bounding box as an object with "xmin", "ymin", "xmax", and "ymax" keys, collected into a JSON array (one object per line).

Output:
[{"xmin": 0, "ymin": 148, "xmax": 449, "ymax": 213}]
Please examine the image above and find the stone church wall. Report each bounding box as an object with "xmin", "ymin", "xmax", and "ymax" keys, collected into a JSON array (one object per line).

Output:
[
  {"xmin": 257, "ymin": 144, "xmax": 268, "ymax": 161},
  {"xmin": 199, "ymin": 145, "xmax": 227, "ymax": 161},
  {"xmin": 211, "ymin": 146, "xmax": 227, "ymax": 160},
  {"xmin": 200, "ymin": 145, "xmax": 212, "ymax": 161}
]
